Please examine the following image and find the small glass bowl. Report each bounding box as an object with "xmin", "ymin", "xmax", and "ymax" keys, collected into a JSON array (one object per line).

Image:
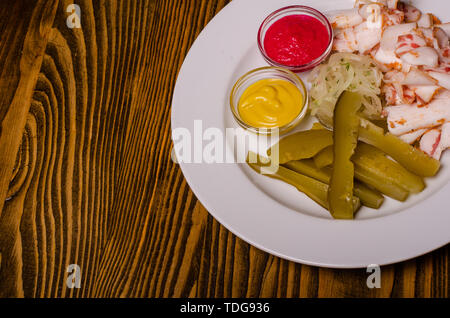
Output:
[
  {"xmin": 230, "ymin": 66, "xmax": 308, "ymax": 135},
  {"xmin": 257, "ymin": 5, "xmax": 333, "ymax": 73}
]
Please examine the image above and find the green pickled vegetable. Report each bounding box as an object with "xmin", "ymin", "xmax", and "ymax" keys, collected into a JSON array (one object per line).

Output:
[
  {"xmin": 328, "ymin": 91, "xmax": 362, "ymax": 219},
  {"xmin": 314, "ymin": 143, "xmax": 425, "ymax": 194},
  {"xmin": 317, "ymin": 154, "xmax": 409, "ymax": 202},
  {"xmin": 247, "ymin": 152, "xmax": 360, "ymax": 213},
  {"xmin": 267, "ymin": 129, "xmax": 333, "ymax": 164},
  {"xmin": 358, "ymin": 118, "xmax": 440, "ymax": 177},
  {"xmin": 353, "ymin": 143, "xmax": 425, "ymax": 194},
  {"xmin": 283, "ymin": 160, "xmax": 330, "ymax": 184},
  {"xmin": 351, "ymin": 166, "xmax": 409, "ymax": 201},
  {"xmin": 284, "ymin": 159, "xmax": 384, "ymax": 209},
  {"xmin": 313, "ymin": 146, "xmax": 333, "ymax": 169},
  {"xmin": 247, "ymin": 153, "xmax": 329, "ymax": 209},
  {"xmin": 352, "ymin": 180, "xmax": 385, "ymax": 209}
]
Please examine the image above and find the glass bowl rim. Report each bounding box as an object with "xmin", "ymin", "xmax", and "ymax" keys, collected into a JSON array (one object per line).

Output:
[
  {"xmin": 257, "ymin": 5, "xmax": 334, "ymax": 72},
  {"xmin": 229, "ymin": 66, "xmax": 309, "ymax": 135}
]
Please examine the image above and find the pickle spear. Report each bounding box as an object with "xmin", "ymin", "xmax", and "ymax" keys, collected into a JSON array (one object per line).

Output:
[
  {"xmin": 314, "ymin": 150, "xmax": 410, "ymax": 201},
  {"xmin": 353, "ymin": 143, "xmax": 425, "ymax": 194},
  {"xmin": 315, "ymin": 117, "xmax": 440, "ymax": 177},
  {"xmin": 283, "ymin": 160, "xmax": 330, "ymax": 184},
  {"xmin": 353, "ymin": 181, "xmax": 385, "ymax": 209},
  {"xmin": 247, "ymin": 152, "xmax": 360, "ymax": 212},
  {"xmin": 267, "ymin": 129, "xmax": 333, "ymax": 164},
  {"xmin": 247, "ymin": 153, "xmax": 329, "ymax": 209},
  {"xmin": 284, "ymin": 160, "xmax": 384, "ymax": 209},
  {"xmin": 351, "ymin": 163, "xmax": 409, "ymax": 201},
  {"xmin": 312, "ymin": 143, "xmax": 425, "ymax": 194},
  {"xmin": 358, "ymin": 118, "xmax": 440, "ymax": 177},
  {"xmin": 328, "ymin": 91, "xmax": 362, "ymax": 219},
  {"xmin": 313, "ymin": 146, "xmax": 333, "ymax": 168}
]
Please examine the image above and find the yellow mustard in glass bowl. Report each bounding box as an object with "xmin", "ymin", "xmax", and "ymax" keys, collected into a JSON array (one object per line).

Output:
[
  {"xmin": 238, "ymin": 78, "xmax": 304, "ymax": 128},
  {"xmin": 230, "ymin": 67, "xmax": 308, "ymax": 135}
]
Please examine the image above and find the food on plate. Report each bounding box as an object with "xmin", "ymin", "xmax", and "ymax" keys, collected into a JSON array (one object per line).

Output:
[
  {"xmin": 230, "ymin": 67, "xmax": 309, "ymax": 134},
  {"xmin": 258, "ymin": 6, "xmax": 333, "ymax": 71},
  {"xmin": 419, "ymin": 122, "xmax": 450, "ymax": 159},
  {"xmin": 237, "ymin": 2, "xmax": 449, "ymax": 219},
  {"xmin": 352, "ymin": 143, "xmax": 425, "ymax": 194},
  {"xmin": 313, "ymin": 143, "xmax": 425, "ymax": 194},
  {"xmin": 328, "ymin": 91, "xmax": 362, "ymax": 219},
  {"xmin": 351, "ymin": 181, "xmax": 385, "ymax": 209},
  {"xmin": 284, "ymin": 160, "xmax": 384, "ymax": 209},
  {"xmin": 247, "ymin": 152, "xmax": 361, "ymax": 211},
  {"xmin": 263, "ymin": 15, "xmax": 330, "ymax": 66},
  {"xmin": 267, "ymin": 129, "xmax": 333, "ymax": 164},
  {"xmin": 247, "ymin": 152, "xmax": 330, "ymax": 209},
  {"xmin": 312, "ymin": 145, "xmax": 410, "ymax": 201},
  {"xmin": 237, "ymin": 78, "xmax": 304, "ymax": 128},
  {"xmin": 309, "ymin": 52, "xmax": 383, "ymax": 127},
  {"xmin": 384, "ymin": 98, "xmax": 450, "ymax": 136},
  {"xmin": 352, "ymin": 156, "xmax": 410, "ymax": 201},
  {"xmin": 313, "ymin": 146, "xmax": 334, "ymax": 168},
  {"xmin": 358, "ymin": 118, "xmax": 441, "ymax": 177},
  {"xmin": 250, "ymin": 85, "xmax": 437, "ymax": 217},
  {"xmin": 329, "ymin": 0, "xmax": 450, "ymax": 160}
]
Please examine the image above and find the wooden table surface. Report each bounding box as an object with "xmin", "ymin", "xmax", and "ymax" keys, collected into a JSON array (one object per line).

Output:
[{"xmin": 0, "ymin": 0, "xmax": 448, "ymax": 298}]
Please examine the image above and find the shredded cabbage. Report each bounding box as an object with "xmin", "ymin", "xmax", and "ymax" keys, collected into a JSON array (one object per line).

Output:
[{"xmin": 309, "ymin": 53, "xmax": 383, "ymax": 127}]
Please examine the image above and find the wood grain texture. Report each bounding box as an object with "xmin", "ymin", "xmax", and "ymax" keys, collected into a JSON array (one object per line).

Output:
[{"xmin": 0, "ymin": 0, "xmax": 448, "ymax": 298}]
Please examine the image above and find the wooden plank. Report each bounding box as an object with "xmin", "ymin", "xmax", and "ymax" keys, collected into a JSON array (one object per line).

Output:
[
  {"xmin": 0, "ymin": 0, "xmax": 58, "ymax": 297},
  {"xmin": 0, "ymin": 0, "xmax": 59, "ymax": 215}
]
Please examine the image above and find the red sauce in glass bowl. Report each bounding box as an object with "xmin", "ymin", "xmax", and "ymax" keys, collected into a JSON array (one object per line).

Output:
[{"xmin": 263, "ymin": 14, "xmax": 330, "ymax": 67}]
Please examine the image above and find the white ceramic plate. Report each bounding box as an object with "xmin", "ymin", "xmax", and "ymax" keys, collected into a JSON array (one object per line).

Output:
[{"xmin": 171, "ymin": 0, "xmax": 450, "ymax": 268}]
